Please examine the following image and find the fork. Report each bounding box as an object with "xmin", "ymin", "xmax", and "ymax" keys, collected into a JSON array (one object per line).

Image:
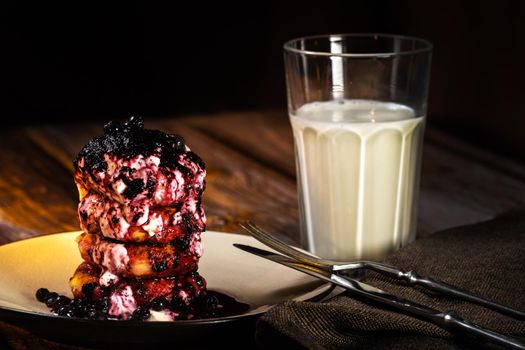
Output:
[{"xmin": 240, "ymin": 221, "xmax": 525, "ymax": 320}]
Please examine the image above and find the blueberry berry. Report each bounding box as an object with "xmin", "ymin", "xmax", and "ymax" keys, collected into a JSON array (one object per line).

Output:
[
  {"xmin": 56, "ymin": 295, "xmax": 71, "ymax": 306},
  {"xmin": 81, "ymin": 282, "xmax": 97, "ymax": 299},
  {"xmin": 98, "ymin": 297, "xmax": 111, "ymax": 312},
  {"xmin": 35, "ymin": 287, "xmax": 115, "ymax": 319},
  {"xmin": 193, "ymin": 274, "xmax": 204, "ymax": 287},
  {"xmin": 170, "ymin": 296, "xmax": 185, "ymax": 310},
  {"xmin": 56, "ymin": 306, "xmax": 75, "ymax": 317},
  {"xmin": 70, "ymin": 298, "xmax": 85, "ymax": 316},
  {"xmin": 104, "ymin": 120, "xmax": 122, "ymax": 134},
  {"xmin": 130, "ymin": 307, "xmax": 150, "ymax": 321},
  {"xmin": 175, "ymin": 237, "xmax": 190, "ymax": 251},
  {"xmin": 204, "ymin": 294, "xmax": 219, "ymax": 310},
  {"xmin": 35, "ymin": 288, "xmax": 50, "ymax": 302},
  {"xmin": 86, "ymin": 307, "xmax": 99, "ymax": 319},
  {"xmin": 151, "ymin": 260, "xmax": 168, "ymax": 272},
  {"xmin": 151, "ymin": 297, "xmax": 168, "ymax": 311},
  {"xmin": 45, "ymin": 292, "xmax": 59, "ymax": 307},
  {"xmin": 124, "ymin": 116, "xmax": 144, "ymax": 130}
]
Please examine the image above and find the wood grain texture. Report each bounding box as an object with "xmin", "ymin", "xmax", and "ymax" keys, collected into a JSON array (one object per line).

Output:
[
  {"xmin": 0, "ymin": 110, "xmax": 524, "ymax": 349},
  {"xmin": 4, "ymin": 111, "xmax": 524, "ymax": 244},
  {"xmin": 0, "ymin": 129, "xmax": 78, "ymax": 244}
]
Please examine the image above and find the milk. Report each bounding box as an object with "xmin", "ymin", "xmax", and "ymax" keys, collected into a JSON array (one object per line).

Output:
[{"xmin": 290, "ymin": 100, "xmax": 425, "ymax": 261}]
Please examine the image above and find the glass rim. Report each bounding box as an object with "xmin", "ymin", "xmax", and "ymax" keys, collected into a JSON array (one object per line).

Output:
[{"xmin": 283, "ymin": 33, "xmax": 433, "ymax": 58}]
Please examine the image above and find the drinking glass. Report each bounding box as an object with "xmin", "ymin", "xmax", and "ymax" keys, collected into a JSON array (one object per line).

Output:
[{"xmin": 284, "ymin": 34, "xmax": 432, "ymax": 261}]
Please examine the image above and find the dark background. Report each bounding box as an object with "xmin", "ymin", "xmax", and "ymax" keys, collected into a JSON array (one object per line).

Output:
[{"xmin": 3, "ymin": 1, "xmax": 525, "ymax": 161}]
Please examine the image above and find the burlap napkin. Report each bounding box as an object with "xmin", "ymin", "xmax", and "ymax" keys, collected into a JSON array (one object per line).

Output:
[{"xmin": 256, "ymin": 210, "xmax": 525, "ymax": 350}]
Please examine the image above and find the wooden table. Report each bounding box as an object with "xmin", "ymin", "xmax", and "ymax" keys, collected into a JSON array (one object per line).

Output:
[{"xmin": 1, "ymin": 110, "xmax": 525, "ymax": 349}]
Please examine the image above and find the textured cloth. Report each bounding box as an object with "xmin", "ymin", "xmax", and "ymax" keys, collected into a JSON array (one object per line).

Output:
[{"xmin": 256, "ymin": 211, "xmax": 525, "ymax": 350}]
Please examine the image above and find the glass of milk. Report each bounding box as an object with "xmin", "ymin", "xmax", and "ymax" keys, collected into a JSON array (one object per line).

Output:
[{"xmin": 284, "ymin": 34, "xmax": 432, "ymax": 261}]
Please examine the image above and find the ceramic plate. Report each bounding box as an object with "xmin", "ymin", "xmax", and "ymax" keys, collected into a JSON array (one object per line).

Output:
[{"xmin": 0, "ymin": 231, "xmax": 332, "ymax": 347}]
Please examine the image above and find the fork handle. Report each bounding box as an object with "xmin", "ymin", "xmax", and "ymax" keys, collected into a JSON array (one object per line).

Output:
[
  {"xmin": 364, "ymin": 262, "xmax": 525, "ymax": 320},
  {"xmin": 334, "ymin": 275, "xmax": 525, "ymax": 350},
  {"xmin": 445, "ymin": 313, "xmax": 525, "ymax": 350}
]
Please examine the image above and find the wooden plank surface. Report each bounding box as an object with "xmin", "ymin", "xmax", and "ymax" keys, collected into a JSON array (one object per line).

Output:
[{"xmin": 0, "ymin": 110, "xmax": 525, "ymax": 349}]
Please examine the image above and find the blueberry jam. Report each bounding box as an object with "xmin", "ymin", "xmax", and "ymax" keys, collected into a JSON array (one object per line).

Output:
[
  {"xmin": 35, "ymin": 288, "xmax": 249, "ymax": 321},
  {"xmin": 74, "ymin": 116, "xmax": 191, "ymax": 173}
]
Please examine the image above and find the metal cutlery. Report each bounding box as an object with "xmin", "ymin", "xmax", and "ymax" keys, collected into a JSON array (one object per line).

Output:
[
  {"xmin": 240, "ymin": 221, "xmax": 525, "ymax": 321},
  {"xmin": 236, "ymin": 222, "xmax": 525, "ymax": 350}
]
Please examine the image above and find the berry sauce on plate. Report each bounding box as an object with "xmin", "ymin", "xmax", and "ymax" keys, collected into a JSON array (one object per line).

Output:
[{"xmin": 35, "ymin": 288, "xmax": 249, "ymax": 321}]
